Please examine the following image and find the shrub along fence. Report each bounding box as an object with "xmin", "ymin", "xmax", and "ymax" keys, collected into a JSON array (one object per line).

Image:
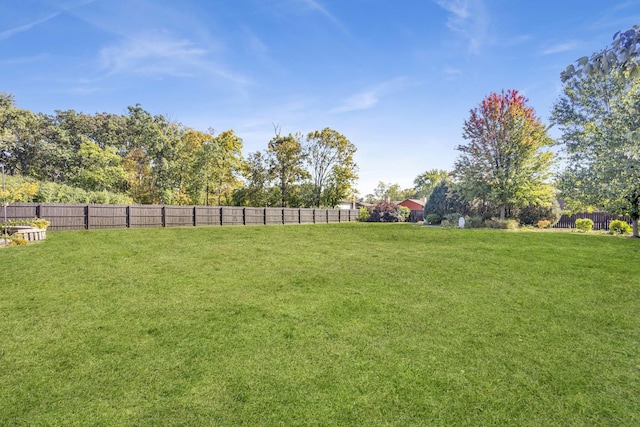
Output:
[
  {"xmin": 6, "ymin": 203, "xmax": 359, "ymax": 231},
  {"xmin": 553, "ymin": 212, "xmax": 630, "ymax": 230}
]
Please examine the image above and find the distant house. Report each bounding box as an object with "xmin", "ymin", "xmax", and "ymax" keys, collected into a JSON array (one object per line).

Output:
[
  {"xmin": 337, "ymin": 200, "xmax": 356, "ymax": 209},
  {"xmin": 338, "ymin": 200, "xmax": 374, "ymax": 210},
  {"xmin": 398, "ymin": 199, "xmax": 425, "ymax": 211}
]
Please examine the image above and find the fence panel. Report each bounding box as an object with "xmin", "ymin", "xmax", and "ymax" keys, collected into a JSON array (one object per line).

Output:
[
  {"xmin": 40, "ymin": 204, "xmax": 86, "ymax": 230},
  {"xmin": 265, "ymin": 208, "xmax": 283, "ymax": 225},
  {"xmin": 89, "ymin": 205, "xmax": 127, "ymax": 229},
  {"xmin": 245, "ymin": 207, "xmax": 265, "ymax": 225},
  {"xmin": 327, "ymin": 210, "xmax": 339, "ymax": 223},
  {"xmin": 283, "ymin": 209, "xmax": 299, "ymax": 224},
  {"xmin": 314, "ymin": 209, "xmax": 328, "ymax": 223},
  {"xmin": 349, "ymin": 209, "xmax": 359, "ymax": 222},
  {"xmin": 300, "ymin": 208, "xmax": 315, "ymax": 224},
  {"xmin": 130, "ymin": 205, "xmax": 163, "ymax": 228},
  {"xmin": 195, "ymin": 206, "xmax": 221, "ymax": 226},
  {"xmin": 6, "ymin": 203, "xmax": 38, "ymax": 220},
  {"xmin": 165, "ymin": 206, "xmax": 194, "ymax": 227},
  {"xmin": 222, "ymin": 206, "xmax": 244, "ymax": 226}
]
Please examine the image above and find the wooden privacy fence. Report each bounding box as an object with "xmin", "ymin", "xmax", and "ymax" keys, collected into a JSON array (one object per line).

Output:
[
  {"xmin": 6, "ymin": 203, "xmax": 360, "ymax": 231},
  {"xmin": 553, "ymin": 212, "xmax": 631, "ymax": 230}
]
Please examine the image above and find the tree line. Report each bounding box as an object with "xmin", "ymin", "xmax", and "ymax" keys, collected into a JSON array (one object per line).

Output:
[{"xmin": 0, "ymin": 98, "xmax": 357, "ymax": 208}]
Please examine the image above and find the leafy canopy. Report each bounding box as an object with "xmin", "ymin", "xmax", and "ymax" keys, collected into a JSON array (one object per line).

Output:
[
  {"xmin": 553, "ymin": 25, "xmax": 640, "ymax": 236},
  {"xmin": 453, "ymin": 89, "xmax": 555, "ymax": 220}
]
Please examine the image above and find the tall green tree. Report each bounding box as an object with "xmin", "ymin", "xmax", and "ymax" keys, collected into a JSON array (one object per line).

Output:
[
  {"xmin": 267, "ymin": 132, "xmax": 307, "ymax": 207},
  {"xmin": 124, "ymin": 105, "xmax": 185, "ymax": 204},
  {"xmin": 208, "ymin": 130, "xmax": 244, "ymax": 206},
  {"xmin": 305, "ymin": 128, "xmax": 358, "ymax": 207},
  {"xmin": 232, "ymin": 151, "xmax": 279, "ymax": 207},
  {"xmin": 453, "ymin": 90, "xmax": 556, "ymax": 220},
  {"xmin": 178, "ymin": 129, "xmax": 244, "ymax": 206},
  {"xmin": 553, "ymin": 30, "xmax": 640, "ymax": 236},
  {"xmin": 35, "ymin": 114, "xmax": 77, "ymax": 184},
  {"xmin": 413, "ymin": 169, "xmax": 449, "ymax": 199},
  {"xmin": 0, "ymin": 93, "xmax": 44, "ymax": 177},
  {"xmin": 365, "ymin": 182, "xmax": 413, "ymax": 204},
  {"xmin": 75, "ymin": 139, "xmax": 127, "ymax": 192},
  {"xmin": 172, "ymin": 129, "xmax": 209, "ymax": 204}
]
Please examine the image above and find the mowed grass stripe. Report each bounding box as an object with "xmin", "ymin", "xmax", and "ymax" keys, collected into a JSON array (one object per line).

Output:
[{"xmin": 1, "ymin": 224, "xmax": 638, "ymax": 426}]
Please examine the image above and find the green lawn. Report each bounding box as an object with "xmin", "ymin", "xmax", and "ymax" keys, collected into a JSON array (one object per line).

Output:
[{"xmin": 1, "ymin": 224, "xmax": 638, "ymax": 426}]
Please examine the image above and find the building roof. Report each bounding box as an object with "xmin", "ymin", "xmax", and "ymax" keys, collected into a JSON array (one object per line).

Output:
[{"xmin": 399, "ymin": 199, "xmax": 425, "ymax": 208}]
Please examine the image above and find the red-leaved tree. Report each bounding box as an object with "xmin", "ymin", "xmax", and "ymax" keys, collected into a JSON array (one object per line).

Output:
[{"xmin": 453, "ymin": 90, "xmax": 555, "ymax": 220}]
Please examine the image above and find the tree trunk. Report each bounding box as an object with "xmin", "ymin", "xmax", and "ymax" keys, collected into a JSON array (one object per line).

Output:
[
  {"xmin": 499, "ymin": 206, "xmax": 506, "ymax": 221},
  {"xmin": 632, "ymin": 217, "xmax": 639, "ymax": 238}
]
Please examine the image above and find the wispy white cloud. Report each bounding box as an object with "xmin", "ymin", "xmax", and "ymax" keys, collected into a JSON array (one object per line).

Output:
[
  {"xmin": 242, "ymin": 27, "xmax": 269, "ymax": 58},
  {"xmin": 541, "ymin": 41, "xmax": 580, "ymax": 55},
  {"xmin": 442, "ymin": 67, "xmax": 462, "ymax": 79},
  {"xmin": 99, "ymin": 31, "xmax": 207, "ymax": 77},
  {"xmin": 330, "ymin": 92, "xmax": 378, "ymax": 114},
  {"xmin": 98, "ymin": 30, "xmax": 249, "ymax": 85},
  {"xmin": 0, "ymin": 13, "xmax": 60, "ymax": 41},
  {"xmin": 297, "ymin": 0, "xmax": 350, "ymax": 36},
  {"xmin": 500, "ymin": 34, "xmax": 533, "ymax": 48},
  {"xmin": 613, "ymin": 0, "xmax": 640, "ymax": 11},
  {"xmin": 434, "ymin": 0, "xmax": 490, "ymax": 54},
  {"xmin": 0, "ymin": 0, "xmax": 98, "ymax": 41},
  {"xmin": 330, "ymin": 77, "xmax": 410, "ymax": 114}
]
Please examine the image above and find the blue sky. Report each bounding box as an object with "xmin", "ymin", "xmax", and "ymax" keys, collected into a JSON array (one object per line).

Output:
[{"xmin": 1, "ymin": 0, "xmax": 639, "ymax": 196}]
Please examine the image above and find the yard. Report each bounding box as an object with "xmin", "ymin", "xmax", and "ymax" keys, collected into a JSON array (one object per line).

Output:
[{"xmin": 1, "ymin": 223, "xmax": 638, "ymax": 425}]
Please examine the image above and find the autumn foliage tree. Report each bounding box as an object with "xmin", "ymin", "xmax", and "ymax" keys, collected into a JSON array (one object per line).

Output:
[{"xmin": 453, "ymin": 90, "xmax": 555, "ymax": 220}]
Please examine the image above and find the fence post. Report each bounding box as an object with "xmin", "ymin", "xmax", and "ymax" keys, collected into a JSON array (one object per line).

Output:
[
  {"xmin": 126, "ymin": 206, "xmax": 130, "ymax": 228},
  {"xmin": 282, "ymin": 208, "xmax": 285, "ymax": 225},
  {"xmin": 85, "ymin": 205, "xmax": 90, "ymax": 230},
  {"xmin": 193, "ymin": 206, "xmax": 197, "ymax": 227},
  {"xmin": 36, "ymin": 204, "xmax": 41, "ymax": 219},
  {"xmin": 161, "ymin": 206, "xmax": 166, "ymax": 227},
  {"xmin": 243, "ymin": 207, "xmax": 246, "ymax": 225}
]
